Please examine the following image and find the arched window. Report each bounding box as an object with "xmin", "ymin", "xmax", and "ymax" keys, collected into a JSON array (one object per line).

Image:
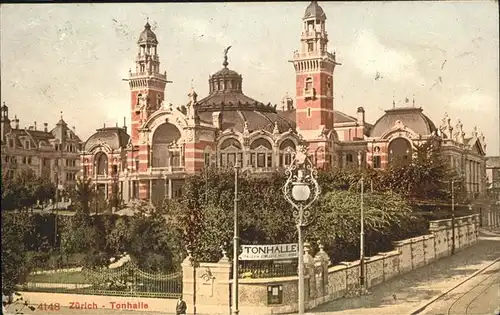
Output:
[
  {"xmin": 389, "ymin": 138, "xmax": 412, "ymax": 165},
  {"xmin": 373, "ymin": 146, "xmax": 381, "ymax": 169},
  {"xmin": 305, "ymin": 77, "xmax": 313, "ymax": 92},
  {"xmin": 151, "ymin": 123, "xmax": 182, "ymax": 168},
  {"xmin": 279, "ymin": 139, "xmax": 296, "ymax": 167},
  {"xmin": 95, "ymin": 152, "xmax": 108, "ymax": 175},
  {"xmin": 219, "ymin": 138, "xmax": 242, "ymax": 167},
  {"xmin": 249, "ymin": 138, "xmax": 273, "ymax": 168}
]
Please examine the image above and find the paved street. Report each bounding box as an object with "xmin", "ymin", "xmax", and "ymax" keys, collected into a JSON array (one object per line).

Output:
[
  {"xmin": 418, "ymin": 260, "xmax": 499, "ymax": 315},
  {"xmin": 308, "ymin": 228, "xmax": 500, "ymax": 315}
]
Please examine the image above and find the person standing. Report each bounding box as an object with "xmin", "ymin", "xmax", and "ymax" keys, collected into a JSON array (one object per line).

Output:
[{"xmin": 176, "ymin": 295, "xmax": 187, "ymax": 315}]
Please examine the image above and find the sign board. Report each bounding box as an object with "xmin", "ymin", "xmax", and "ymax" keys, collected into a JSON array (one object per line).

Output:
[
  {"xmin": 267, "ymin": 285, "xmax": 283, "ymax": 305},
  {"xmin": 239, "ymin": 243, "xmax": 298, "ymax": 261}
]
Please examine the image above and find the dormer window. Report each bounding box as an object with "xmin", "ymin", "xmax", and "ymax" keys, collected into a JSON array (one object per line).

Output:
[
  {"xmin": 25, "ymin": 140, "xmax": 30, "ymax": 149},
  {"xmin": 9, "ymin": 139, "xmax": 14, "ymax": 148},
  {"xmin": 308, "ymin": 42, "xmax": 314, "ymax": 52}
]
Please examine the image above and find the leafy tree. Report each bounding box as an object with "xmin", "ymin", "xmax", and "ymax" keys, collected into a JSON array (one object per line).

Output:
[
  {"xmin": 73, "ymin": 177, "xmax": 94, "ymax": 214},
  {"xmin": 1, "ymin": 212, "xmax": 33, "ymax": 295},
  {"xmin": 1, "ymin": 168, "xmax": 55, "ymax": 211},
  {"xmin": 381, "ymin": 139, "xmax": 466, "ymax": 203}
]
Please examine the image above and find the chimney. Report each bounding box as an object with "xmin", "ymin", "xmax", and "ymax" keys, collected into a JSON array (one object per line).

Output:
[
  {"xmin": 123, "ymin": 116, "xmax": 127, "ymax": 133},
  {"xmin": 212, "ymin": 112, "xmax": 222, "ymax": 129},
  {"xmin": 357, "ymin": 107, "xmax": 365, "ymax": 124},
  {"xmin": 72, "ymin": 126, "xmax": 76, "ymax": 133},
  {"xmin": 34, "ymin": 121, "xmax": 37, "ymax": 130},
  {"xmin": 44, "ymin": 123, "xmax": 48, "ymax": 132},
  {"xmin": 14, "ymin": 116, "xmax": 19, "ymax": 129}
]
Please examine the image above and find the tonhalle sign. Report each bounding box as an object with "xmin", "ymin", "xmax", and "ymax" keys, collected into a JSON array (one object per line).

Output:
[{"xmin": 239, "ymin": 243, "xmax": 299, "ymax": 260}]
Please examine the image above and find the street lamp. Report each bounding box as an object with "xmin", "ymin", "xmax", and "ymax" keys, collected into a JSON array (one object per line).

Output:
[
  {"xmin": 283, "ymin": 145, "xmax": 321, "ymax": 314},
  {"xmin": 232, "ymin": 163, "xmax": 240, "ymax": 315}
]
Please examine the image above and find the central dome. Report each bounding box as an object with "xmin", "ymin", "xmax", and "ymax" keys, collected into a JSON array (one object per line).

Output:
[{"xmin": 195, "ymin": 51, "xmax": 296, "ymax": 133}]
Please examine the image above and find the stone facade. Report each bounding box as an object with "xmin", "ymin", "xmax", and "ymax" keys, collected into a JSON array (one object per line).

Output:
[
  {"xmin": 485, "ymin": 156, "xmax": 500, "ymax": 227},
  {"xmin": 1, "ymin": 103, "xmax": 83, "ymax": 190},
  {"xmin": 80, "ymin": 1, "xmax": 488, "ymax": 205},
  {"xmin": 184, "ymin": 215, "xmax": 479, "ymax": 314}
]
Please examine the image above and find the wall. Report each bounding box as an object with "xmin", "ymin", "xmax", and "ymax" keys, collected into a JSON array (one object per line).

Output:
[{"xmin": 186, "ymin": 214, "xmax": 479, "ymax": 315}]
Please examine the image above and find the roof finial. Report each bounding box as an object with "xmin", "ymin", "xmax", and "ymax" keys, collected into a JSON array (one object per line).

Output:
[
  {"xmin": 60, "ymin": 111, "xmax": 63, "ymax": 120},
  {"xmin": 223, "ymin": 46, "xmax": 232, "ymax": 68},
  {"xmin": 412, "ymin": 94, "xmax": 415, "ymax": 107},
  {"xmin": 145, "ymin": 17, "xmax": 150, "ymax": 29},
  {"xmin": 392, "ymin": 93, "xmax": 395, "ymax": 108}
]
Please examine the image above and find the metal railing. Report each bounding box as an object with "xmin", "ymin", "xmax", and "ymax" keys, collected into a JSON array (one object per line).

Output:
[
  {"xmin": 20, "ymin": 262, "xmax": 182, "ymax": 299},
  {"xmin": 237, "ymin": 260, "xmax": 298, "ymax": 279}
]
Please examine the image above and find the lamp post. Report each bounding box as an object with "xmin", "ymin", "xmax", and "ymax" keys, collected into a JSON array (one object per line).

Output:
[
  {"xmin": 359, "ymin": 177, "xmax": 365, "ymax": 289},
  {"xmin": 232, "ymin": 163, "xmax": 240, "ymax": 315},
  {"xmin": 283, "ymin": 145, "xmax": 321, "ymax": 314},
  {"xmin": 94, "ymin": 162, "xmax": 98, "ymax": 215},
  {"xmin": 451, "ymin": 179, "xmax": 456, "ymax": 255}
]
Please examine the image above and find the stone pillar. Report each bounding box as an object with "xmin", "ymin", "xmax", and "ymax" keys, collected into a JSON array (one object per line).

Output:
[
  {"xmin": 315, "ymin": 242, "xmax": 330, "ymax": 298},
  {"xmin": 168, "ymin": 178, "xmax": 173, "ymax": 199},
  {"xmin": 303, "ymin": 243, "xmax": 316, "ymax": 301}
]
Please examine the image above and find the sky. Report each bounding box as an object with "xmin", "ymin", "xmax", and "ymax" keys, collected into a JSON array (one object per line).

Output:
[{"xmin": 1, "ymin": 1, "xmax": 499, "ymax": 155}]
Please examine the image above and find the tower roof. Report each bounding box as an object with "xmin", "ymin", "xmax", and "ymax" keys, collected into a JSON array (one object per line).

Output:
[
  {"xmin": 303, "ymin": 1, "xmax": 326, "ymax": 20},
  {"xmin": 137, "ymin": 20, "xmax": 158, "ymax": 45}
]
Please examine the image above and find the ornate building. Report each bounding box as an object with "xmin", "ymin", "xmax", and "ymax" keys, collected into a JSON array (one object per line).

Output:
[
  {"xmin": 1, "ymin": 102, "xmax": 83, "ymax": 189},
  {"xmin": 80, "ymin": 1, "xmax": 488, "ymax": 205}
]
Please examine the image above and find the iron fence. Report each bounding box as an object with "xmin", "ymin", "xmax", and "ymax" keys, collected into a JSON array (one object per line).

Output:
[
  {"xmin": 237, "ymin": 260, "xmax": 298, "ymax": 279},
  {"xmin": 20, "ymin": 262, "xmax": 182, "ymax": 299}
]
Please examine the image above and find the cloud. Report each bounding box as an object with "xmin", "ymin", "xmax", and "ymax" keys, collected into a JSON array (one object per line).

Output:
[
  {"xmin": 349, "ymin": 30, "xmax": 425, "ymax": 85},
  {"xmin": 450, "ymin": 92, "xmax": 496, "ymax": 112}
]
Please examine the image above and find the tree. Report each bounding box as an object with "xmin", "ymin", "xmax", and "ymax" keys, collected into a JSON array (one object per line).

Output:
[
  {"xmin": 1, "ymin": 212, "xmax": 33, "ymax": 295},
  {"xmin": 1, "ymin": 168, "xmax": 55, "ymax": 211},
  {"xmin": 381, "ymin": 139, "xmax": 466, "ymax": 203},
  {"xmin": 72, "ymin": 176, "xmax": 94, "ymax": 214}
]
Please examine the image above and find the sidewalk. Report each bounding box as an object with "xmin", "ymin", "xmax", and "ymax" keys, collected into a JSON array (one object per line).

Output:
[{"xmin": 308, "ymin": 229, "xmax": 500, "ymax": 315}]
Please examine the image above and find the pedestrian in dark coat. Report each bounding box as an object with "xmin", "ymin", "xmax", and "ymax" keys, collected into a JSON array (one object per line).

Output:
[{"xmin": 176, "ymin": 295, "xmax": 187, "ymax": 315}]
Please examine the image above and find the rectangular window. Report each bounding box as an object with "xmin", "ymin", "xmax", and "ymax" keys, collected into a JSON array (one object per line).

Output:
[
  {"xmin": 227, "ymin": 153, "xmax": 236, "ymax": 166},
  {"xmin": 267, "ymin": 153, "xmax": 272, "ymax": 167},
  {"xmin": 346, "ymin": 154, "xmax": 353, "ymax": 163},
  {"xmin": 237, "ymin": 153, "xmax": 243, "ymax": 167},
  {"xmin": 284, "ymin": 153, "xmax": 292, "ymax": 167},
  {"xmin": 135, "ymin": 160, "xmax": 139, "ymax": 172},
  {"xmin": 257, "ymin": 153, "xmax": 265, "ymax": 168},
  {"xmin": 308, "ymin": 42, "xmax": 314, "ymax": 52},
  {"xmin": 54, "ymin": 159, "xmax": 58, "ymax": 166},
  {"xmin": 112, "ymin": 165, "xmax": 118, "ymax": 175},
  {"xmin": 373, "ymin": 156, "xmax": 381, "ymax": 169},
  {"xmin": 9, "ymin": 139, "xmax": 14, "ymax": 148},
  {"xmin": 83, "ymin": 166, "xmax": 88, "ymax": 177},
  {"xmin": 22, "ymin": 157, "xmax": 27, "ymax": 164},
  {"xmin": 28, "ymin": 157, "xmax": 32, "ymax": 164},
  {"xmin": 250, "ymin": 153, "xmax": 256, "ymax": 167},
  {"xmin": 204, "ymin": 153, "xmax": 210, "ymax": 167}
]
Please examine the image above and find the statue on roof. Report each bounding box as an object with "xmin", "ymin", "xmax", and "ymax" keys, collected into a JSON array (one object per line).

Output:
[{"xmin": 223, "ymin": 46, "xmax": 232, "ymax": 68}]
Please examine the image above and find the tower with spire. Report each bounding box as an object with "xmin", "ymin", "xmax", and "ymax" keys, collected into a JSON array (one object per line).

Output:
[
  {"xmin": 291, "ymin": 1, "xmax": 339, "ymax": 137},
  {"xmin": 128, "ymin": 19, "xmax": 172, "ymax": 144},
  {"xmin": 1, "ymin": 102, "xmax": 11, "ymax": 143},
  {"xmin": 290, "ymin": 1, "xmax": 340, "ymax": 169}
]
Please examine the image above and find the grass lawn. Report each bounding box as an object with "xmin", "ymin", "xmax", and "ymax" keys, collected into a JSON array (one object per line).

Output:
[{"xmin": 26, "ymin": 271, "xmax": 89, "ymax": 284}]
